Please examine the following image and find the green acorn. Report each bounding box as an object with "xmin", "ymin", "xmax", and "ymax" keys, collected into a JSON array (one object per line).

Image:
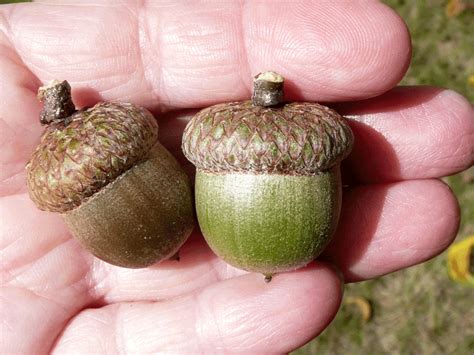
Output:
[
  {"xmin": 26, "ymin": 80, "xmax": 194, "ymax": 268},
  {"xmin": 182, "ymin": 72, "xmax": 353, "ymax": 281}
]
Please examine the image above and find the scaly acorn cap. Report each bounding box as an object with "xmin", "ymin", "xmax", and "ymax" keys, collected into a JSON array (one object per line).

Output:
[
  {"xmin": 182, "ymin": 72, "xmax": 353, "ymax": 175},
  {"xmin": 26, "ymin": 81, "xmax": 158, "ymax": 213}
]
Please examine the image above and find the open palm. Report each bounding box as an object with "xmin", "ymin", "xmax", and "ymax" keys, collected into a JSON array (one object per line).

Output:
[{"xmin": 1, "ymin": 1, "xmax": 473, "ymax": 353}]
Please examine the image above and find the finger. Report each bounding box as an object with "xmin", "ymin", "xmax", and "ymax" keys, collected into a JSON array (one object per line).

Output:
[
  {"xmin": 0, "ymin": 195, "xmax": 93, "ymax": 300},
  {"xmin": 90, "ymin": 234, "xmax": 247, "ymax": 304},
  {"xmin": 52, "ymin": 263, "xmax": 342, "ymax": 354},
  {"xmin": 0, "ymin": 195, "xmax": 95, "ymax": 354},
  {"xmin": 339, "ymin": 87, "xmax": 474, "ymax": 183},
  {"xmin": 2, "ymin": 0, "xmax": 410, "ymax": 111},
  {"xmin": 323, "ymin": 179, "xmax": 460, "ymax": 282},
  {"xmin": 0, "ymin": 194, "xmax": 88, "ymax": 284},
  {"xmin": 0, "ymin": 19, "xmax": 41, "ymax": 196}
]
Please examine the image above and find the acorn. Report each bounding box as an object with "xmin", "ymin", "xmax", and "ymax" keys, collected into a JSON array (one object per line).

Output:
[
  {"xmin": 182, "ymin": 72, "xmax": 353, "ymax": 281},
  {"xmin": 26, "ymin": 80, "xmax": 194, "ymax": 268}
]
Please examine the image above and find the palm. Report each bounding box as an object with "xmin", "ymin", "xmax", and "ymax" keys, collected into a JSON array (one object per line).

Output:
[{"xmin": 1, "ymin": 1, "xmax": 473, "ymax": 353}]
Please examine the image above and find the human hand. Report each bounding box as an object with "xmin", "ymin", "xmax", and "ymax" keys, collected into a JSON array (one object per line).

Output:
[{"xmin": 1, "ymin": 1, "xmax": 473, "ymax": 353}]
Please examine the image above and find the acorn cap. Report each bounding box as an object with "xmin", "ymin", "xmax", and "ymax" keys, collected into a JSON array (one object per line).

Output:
[
  {"xmin": 182, "ymin": 100, "xmax": 353, "ymax": 175},
  {"xmin": 26, "ymin": 101, "xmax": 158, "ymax": 213}
]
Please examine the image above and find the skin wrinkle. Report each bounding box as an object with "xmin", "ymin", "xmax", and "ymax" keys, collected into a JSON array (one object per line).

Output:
[
  {"xmin": 0, "ymin": 288, "xmax": 60, "ymax": 353},
  {"xmin": 144, "ymin": 8, "xmax": 168, "ymax": 109},
  {"xmin": 10, "ymin": 238, "xmax": 77, "ymax": 291},
  {"xmin": 11, "ymin": 59, "xmax": 55, "ymax": 81},
  {"xmin": 211, "ymin": 282, "xmax": 289, "ymax": 350},
  {"xmin": 94, "ymin": 239, "xmax": 237, "ymax": 303},
  {"xmin": 436, "ymin": 95, "xmax": 474, "ymax": 165},
  {"xmin": 20, "ymin": 285, "xmax": 72, "ymax": 316},
  {"xmin": 417, "ymin": 100, "xmax": 471, "ymax": 169},
  {"xmin": 11, "ymin": 19, "xmax": 88, "ymax": 68},
  {"xmin": 195, "ymin": 284, "xmax": 262, "ymax": 351},
  {"xmin": 226, "ymin": 311, "xmax": 271, "ymax": 349},
  {"xmin": 2, "ymin": 285, "xmax": 74, "ymax": 348},
  {"xmin": 0, "ymin": 110, "xmax": 36, "ymax": 143},
  {"xmin": 114, "ymin": 304, "xmax": 127, "ymax": 355},
  {"xmin": 2, "ymin": 232, "xmax": 71, "ymax": 279},
  {"xmin": 313, "ymin": 7, "xmax": 369, "ymax": 83},
  {"xmin": 7, "ymin": 4, "xmax": 149, "ymax": 106},
  {"xmin": 86, "ymin": 258, "xmax": 114, "ymax": 302},
  {"xmin": 0, "ymin": 7, "xmax": 15, "ymax": 49},
  {"xmin": 2, "ymin": 213, "xmax": 71, "ymax": 276},
  {"xmin": 237, "ymin": 0, "xmax": 252, "ymax": 98},
  {"xmin": 92, "ymin": 241, "xmax": 174, "ymax": 301},
  {"xmin": 1, "ymin": 314, "xmax": 14, "ymax": 333},
  {"xmin": 1, "ymin": 240, "xmax": 45, "ymax": 284},
  {"xmin": 194, "ymin": 290, "xmax": 226, "ymax": 352},
  {"xmin": 389, "ymin": 206, "xmax": 454, "ymax": 259},
  {"xmin": 0, "ymin": 38, "xmax": 41, "ymax": 173},
  {"xmin": 287, "ymin": 2, "xmax": 409, "ymax": 97},
  {"xmin": 134, "ymin": 0, "xmax": 161, "ymax": 107},
  {"xmin": 9, "ymin": 265, "xmax": 93, "ymax": 319},
  {"xmin": 155, "ymin": 2, "xmax": 247, "ymax": 109}
]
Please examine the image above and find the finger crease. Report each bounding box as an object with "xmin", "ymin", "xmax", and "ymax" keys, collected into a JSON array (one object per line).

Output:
[{"xmin": 135, "ymin": 0, "xmax": 161, "ymax": 107}]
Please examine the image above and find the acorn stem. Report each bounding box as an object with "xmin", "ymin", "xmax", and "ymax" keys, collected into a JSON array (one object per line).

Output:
[
  {"xmin": 38, "ymin": 80, "xmax": 76, "ymax": 125},
  {"xmin": 251, "ymin": 71, "xmax": 284, "ymax": 107},
  {"xmin": 264, "ymin": 274, "xmax": 273, "ymax": 283}
]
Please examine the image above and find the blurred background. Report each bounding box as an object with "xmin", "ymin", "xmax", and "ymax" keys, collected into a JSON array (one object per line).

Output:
[
  {"xmin": 296, "ymin": 1, "xmax": 474, "ymax": 354},
  {"xmin": 1, "ymin": 0, "xmax": 472, "ymax": 353}
]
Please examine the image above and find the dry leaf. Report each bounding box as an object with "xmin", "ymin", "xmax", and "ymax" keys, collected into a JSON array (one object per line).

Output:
[
  {"xmin": 344, "ymin": 296, "xmax": 372, "ymax": 322},
  {"xmin": 447, "ymin": 235, "xmax": 474, "ymax": 286},
  {"xmin": 446, "ymin": 0, "xmax": 466, "ymax": 17}
]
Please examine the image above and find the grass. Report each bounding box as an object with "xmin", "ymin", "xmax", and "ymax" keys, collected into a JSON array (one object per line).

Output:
[
  {"xmin": 0, "ymin": 0, "xmax": 28, "ymax": 4},
  {"xmin": 295, "ymin": 1, "xmax": 474, "ymax": 354}
]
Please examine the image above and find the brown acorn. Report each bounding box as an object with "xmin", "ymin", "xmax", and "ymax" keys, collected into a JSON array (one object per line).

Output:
[
  {"xmin": 182, "ymin": 72, "xmax": 353, "ymax": 281},
  {"xmin": 26, "ymin": 80, "xmax": 194, "ymax": 268}
]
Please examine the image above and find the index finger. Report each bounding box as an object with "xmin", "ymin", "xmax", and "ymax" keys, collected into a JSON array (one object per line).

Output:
[{"xmin": 1, "ymin": 0, "xmax": 410, "ymax": 111}]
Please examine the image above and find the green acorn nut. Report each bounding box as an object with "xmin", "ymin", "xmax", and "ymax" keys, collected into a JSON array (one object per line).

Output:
[
  {"xmin": 26, "ymin": 80, "xmax": 194, "ymax": 268},
  {"xmin": 182, "ymin": 72, "xmax": 353, "ymax": 281}
]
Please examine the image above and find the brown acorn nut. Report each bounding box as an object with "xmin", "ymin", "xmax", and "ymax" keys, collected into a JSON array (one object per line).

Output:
[
  {"xmin": 182, "ymin": 72, "xmax": 353, "ymax": 281},
  {"xmin": 26, "ymin": 80, "xmax": 194, "ymax": 268}
]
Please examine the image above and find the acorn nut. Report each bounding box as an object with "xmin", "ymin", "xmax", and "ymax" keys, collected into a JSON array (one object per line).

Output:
[
  {"xmin": 182, "ymin": 71, "xmax": 353, "ymax": 281},
  {"xmin": 26, "ymin": 80, "xmax": 194, "ymax": 268}
]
